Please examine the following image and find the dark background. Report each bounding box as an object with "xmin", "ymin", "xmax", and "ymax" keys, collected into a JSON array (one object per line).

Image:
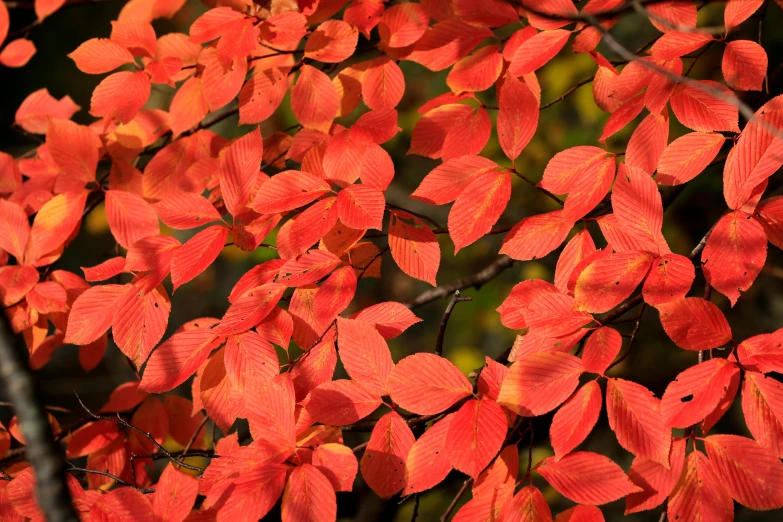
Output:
[{"xmin": 2, "ymin": 0, "xmax": 783, "ymax": 519}]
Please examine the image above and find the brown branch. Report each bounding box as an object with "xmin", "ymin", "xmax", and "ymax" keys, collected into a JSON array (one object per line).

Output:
[
  {"xmin": 440, "ymin": 478, "xmax": 472, "ymax": 522},
  {"xmin": 75, "ymin": 394, "xmax": 205, "ymax": 473},
  {"xmin": 405, "ymin": 256, "xmax": 515, "ymax": 309},
  {"xmin": 435, "ymin": 291, "xmax": 473, "ymax": 356},
  {"xmin": 66, "ymin": 466, "xmax": 154, "ymax": 494},
  {"xmin": 0, "ymin": 315, "xmax": 78, "ymax": 522},
  {"xmin": 540, "ymin": 77, "xmax": 594, "ymax": 110},
  {"xmin": 606, "ymin": 304, "xmax": 647, "ymax": 372}
]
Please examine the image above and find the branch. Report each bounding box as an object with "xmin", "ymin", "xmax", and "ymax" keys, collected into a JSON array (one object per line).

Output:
[
  {"xmin": 405, "ymin": 256, "xmax": 515, "ymax": 309},
  {"xmin": 75, "ymin": 394, "xmax": 205, "ymax": 473},
  {"xmin": 0, "ymin": 315, "xmax": 78, "ymax": 522},
  {"xmin": 66, "ymin": 466, "xmax": 154, "ymax": 494},
  {"xmin": 435, "ymin": 291, "xmax": 473, "ymax": 356},
  {"xmin": 440, "ymin": 478, "xmax": 472, "ymax": 522}
]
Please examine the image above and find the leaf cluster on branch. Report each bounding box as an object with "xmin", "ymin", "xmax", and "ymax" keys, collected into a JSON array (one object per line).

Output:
[{"xmin": 1, "ymin": 0, "xmax": 783, "ymax": 521}]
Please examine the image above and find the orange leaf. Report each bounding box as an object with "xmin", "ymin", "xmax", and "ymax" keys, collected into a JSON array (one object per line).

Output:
[
  {"xmin": 386, "ymin": 352, "xmax": 472, "ymax": 415},
  {"xmin": 402, "ymin": 413, "xmax": 454, "ymax": 495},
  {"xmin": 360, "ymin": 411, "xmax": 415, "ymax": 498},
  {"xmin": 537, "ymin": 452, "xmax": 642, "ymax": 505},
  {"xmin": 68, "ymin": 38, "xmax": 135, "ymax": 74},
  {"xmin": 388, "ymin": 210, "xmax": 440, "ymax": 285},
  {"xmin": 550, "ymin": 380, "xmax": 602, "ymax": 460},
  {"xmin": 658, "ymin": 297, "xmax": 732, "ymax": 351}
]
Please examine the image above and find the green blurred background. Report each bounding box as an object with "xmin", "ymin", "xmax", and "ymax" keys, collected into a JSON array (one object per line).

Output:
[{"xmin": 3, "ymin": 1, "xmax": 783, "ymax": 519}]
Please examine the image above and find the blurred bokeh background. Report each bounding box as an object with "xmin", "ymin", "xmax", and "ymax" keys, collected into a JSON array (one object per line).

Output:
[{"xmin": 2, "ymin": 0, "xmax": 783, "ymax": 519}]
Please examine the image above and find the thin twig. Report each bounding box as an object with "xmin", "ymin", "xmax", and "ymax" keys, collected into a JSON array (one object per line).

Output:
[
  {"xmin": 75, "ymin": 394, "xmax": 204, "ymax": 473},
  {"xmin": 435, "ymin": 291, "xmax": 472, "ymax": 356},
  {"xmin": 405, "ymin": 256, "xmax": 515, "ymax": 309},
  {"xmin": 540, "ymin": 77, "xmax": 594, "ymax": 110},
  {"xmin": 66, "ymin": 466, "xmax": 154, "ymax": 494},
  {"xmin": 606, "ymin": 304, "xmax": 647, "ymax": 372},
  {"xmin": 440, "ymin": 478, "xmax": 472, "ymax": 522}
]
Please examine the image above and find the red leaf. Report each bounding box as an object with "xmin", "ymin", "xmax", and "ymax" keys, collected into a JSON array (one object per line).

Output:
[
  {"xmin": 213, "ymin": 463, "xmax": 288, "ymax": 521},
  {"xmin": 449, "ymin": 168, "xmax": 511, "ymax": 253},
  {"xmin": 447, "ymin": 45, "xmax": 503, "ymax": 94},
  {"xmin": 473, "ymin": 444, "xmax": 519, "ymax": 497},
  {"xmin": 742, "ymin": 371, "xmax": 783, "ymax": 457},
  {"xmin": 541, "ymin": 146, "xmax": 610, "ymax": 194},
  {"xmin": 606, "ymin": 378, "xmax": 671, "ymax": 466},
  {"xmin": 599, "ymin": 94, "xmax": 645, "ymax": 142},
  {"xmin": 409, "ymin": 104, "xmax": 472, "ymax": 159},
  {"xmin": 214, "ymin": 283, "xmax": 285, "ymax": 336},
  {"xmin": 503, "ymin": 485, "xmax": 553, "ymax": 522},
  {"xmin": 336, "ymin": 317, "xmax": 393, "ymax": 396},
  {"xmin": 498, "ymin": 352, "xmax": 583, "ymax": 416},
  {"xmin": 667, "ymin": 450, "xmax": 733, "ymax": 522},
  {"xmin": 139, "ymin": 328, "xmax": 219, "ymax": 393},
  {"xmin": 411, "ymin": 155, "xmax": 497, "ymax": 205},
  {"xmin": 524, "ymin": 292, "xmax": 593, "ymax": 338},
  {"xmin": 46, "ymin": 119, "xmax": 100, "ymax": 185},
  {"xmin": 68, "ymin": 38, "xmax": 134, "ymax": 73},
  {"xmin": 757, "ymin": 196, "xmax": 783, "ymax": 250},
  {"xmin": 498, "ymin": 72, "xmax": 539, "ymax": 161},
  {"xmin": 304, "ymin": 19, "xmax": 358, "ymax": 63},
  {"xmin": 724, "ymin": 0, "xmax": 764, "ymax": 30},
  {"xmin": 152, "ymin": 464, "xmax": 198, "ymax": 522},
  {"xmin": 220, "ymin": 128, "xmax": 263, "ymax": 217},
  {"xmin": 661, "ymin": 358, "xmax": 739, "ymax": 429},
  {"xmin": 574, "ymin": 251, "xmax": 653, "ymax": 313},
  {"xmin": 723, "ymin": 40, "xmax": 767, "ymax": 92},
  {"xmin": 626, "ymin": 438, "xmax": 686, "ymax": 514},
  {"xmin": 170, "ymin": 225, "xmax": 228, "ymax": 290},
  {"xmin": 311, "ymin": 443, "xmax": 358, "ymax": 492},
  {"xmin": 305, "ymin": 379, "xmax": 382, "ymax": 426},
  {"xmin": 496, "ymin": 279, "xmax": 559, "ymax": 330},
  {"xmin": 351, "ymin": 302, "xmax": 422, "ymax": 339},
  {"xmin": 555, "ymin": 232, "xmax": 597, "ymax": 296},
  {"xmin": 153, "ymin": 192, "xmax": 222, "ymax": 230},
  {"xmin": 251, "ymin": 170, "xmax": 331, "ymax": 214},
  {"xmin": 500, "ymin": 210, "xmax": 573, "ymax": 261},
  {"xmin": 407, "ymin": 20, "xmax": 492, "ymax": 72},
  {"xmin": 223, "ymin": 331, "xmax": 279, "ymax": 393},
  {"xmin": 647, "ymin": 2, "xmax": 697, "ymax": 33},
  {"xmin": 291, "ymin": 65, "xmax": 340, "ymax": 132},
  {"xmin": 550, "ymin": 380, "xmax": 602, "ymax": 459},
  {"xmin": 386, "ymin": 353, "xmax": 472, "ymax": 415},
  {"xmin": 14, "ymin": 88, "xmax": 79, "ymax": 134},
  {"xmin": 112, "ymin": 283, "xmax": 171, "ymax": 367},
  {"xmin": 738, "ymin": 328, "xmax": 783, "ymax": 374},
  {"xmin": 702, "ymin": 210, "xmax": 767, "ymax": 306},
  {"xmin": 611, "ymin": 164, "xmax": 665, "ymax": 254},
  {"xmin": 642, "ymin": 253, "xmax": 695, "ymax": 306},
  {"xmin": 658, "ymin": 297, "xmax": 732, "ymax": 351},
  {"xmin": 509, "ymin": 29, "xmax": 571, "ymax": 76},
  {"xmin": 441, "ymin": 107, "xmax": 492, "ymax": 161},
  {"xmin": 246, "ymin": 374, "xmax": 297, "ymax": 456},
  {"xmin": 403, "ymin": 413, "xmax": 454, "ymax": 495},
  {"xmin": 388, "ymin": 210, "xmax": 440, "ymax": 285},
  {"xmin": 0, "ymin": 265, "xmax": 38, "ymax": 307},
  {"xmin": 281, "ymin": 464, "xmax": 336, "ymax": 522},
  {"xmin": 581, "ymin": 326, "xmax": 622, "ymax": 375},
  {"xmin": 105, "ymin": 190, "xmax": 159, "ymax": 249},
  {"xmin": 0, "ymin": 200, "xmax": 29, "ymax": 261},
  {"xmin": 362, "ymin": 57, "xmax": 405, "ymax": 110},
  {"xmin": 702, "ymin": 365, "xmax": 741, "ymax": 433},
  {"xmin": 563, "ymin": 156, "xmax": 616, "ymax": 221},
  {"xmin": 537, "ymin": 452, "xmax": 641, "ymax": 505},
  {"xmin": 238, "ymin": 67, "xmax": 288, "ymax": 125},
  {"xmin": 64, "ymin": 284, "xmax": 126, "ymax": 345},
  {"xmin": 446, "ymin": 399, "xmax": 507, "ymax": 479},
  {"xmin": 360, "ymin": 411, "xmax": 415, "ymax": 498},
  {"xmin": 90, "ymin": 70, "xmax": 150, "ymax": 124},
  {"xmin": 556, "ymin": 505, "xmax": 604, "ymax": 522},
  {"xmin": 704, "ymin": 434, "xmax": 783, "ymax": 510},
  {"xmin": 723, "ymin": 98, "xmax": 783, "ymax": 209},
  {"xmin": 336, "ymin": 184, "xmax": 385, "ymax": 230},
  {"xmin": 378, "ymin": 3, "xmax": 428, "ymax": 48},
  {"xmin": 625, "ymin": 112, "xmax": 669, "ymax": 175},
  {"xmin": 670, "ymin": 81, "xmax": 740, "ymax": 133},
  {"xmin": 650, "ymin": 31, "xmax": 712, "ymax": 59},
  {"xmin": 277, "ymin": 251, "xmax": 342, "ymax": 287}
]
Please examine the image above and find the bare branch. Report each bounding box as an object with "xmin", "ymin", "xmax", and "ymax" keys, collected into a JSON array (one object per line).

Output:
[
  {"xmin": 435, "ymin": 291, "xmax": 473, "ymax": 356},
  {"xmin": 440, "ymin": 478, "xmax": 472, "ymax": 522},
  {"xmin": 0, "ymin": 315, "xmax": 78, "ymax": 522},
  {"xmin": 405, "ymin": 256, "xmax": 515, "ymax": 309}
]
